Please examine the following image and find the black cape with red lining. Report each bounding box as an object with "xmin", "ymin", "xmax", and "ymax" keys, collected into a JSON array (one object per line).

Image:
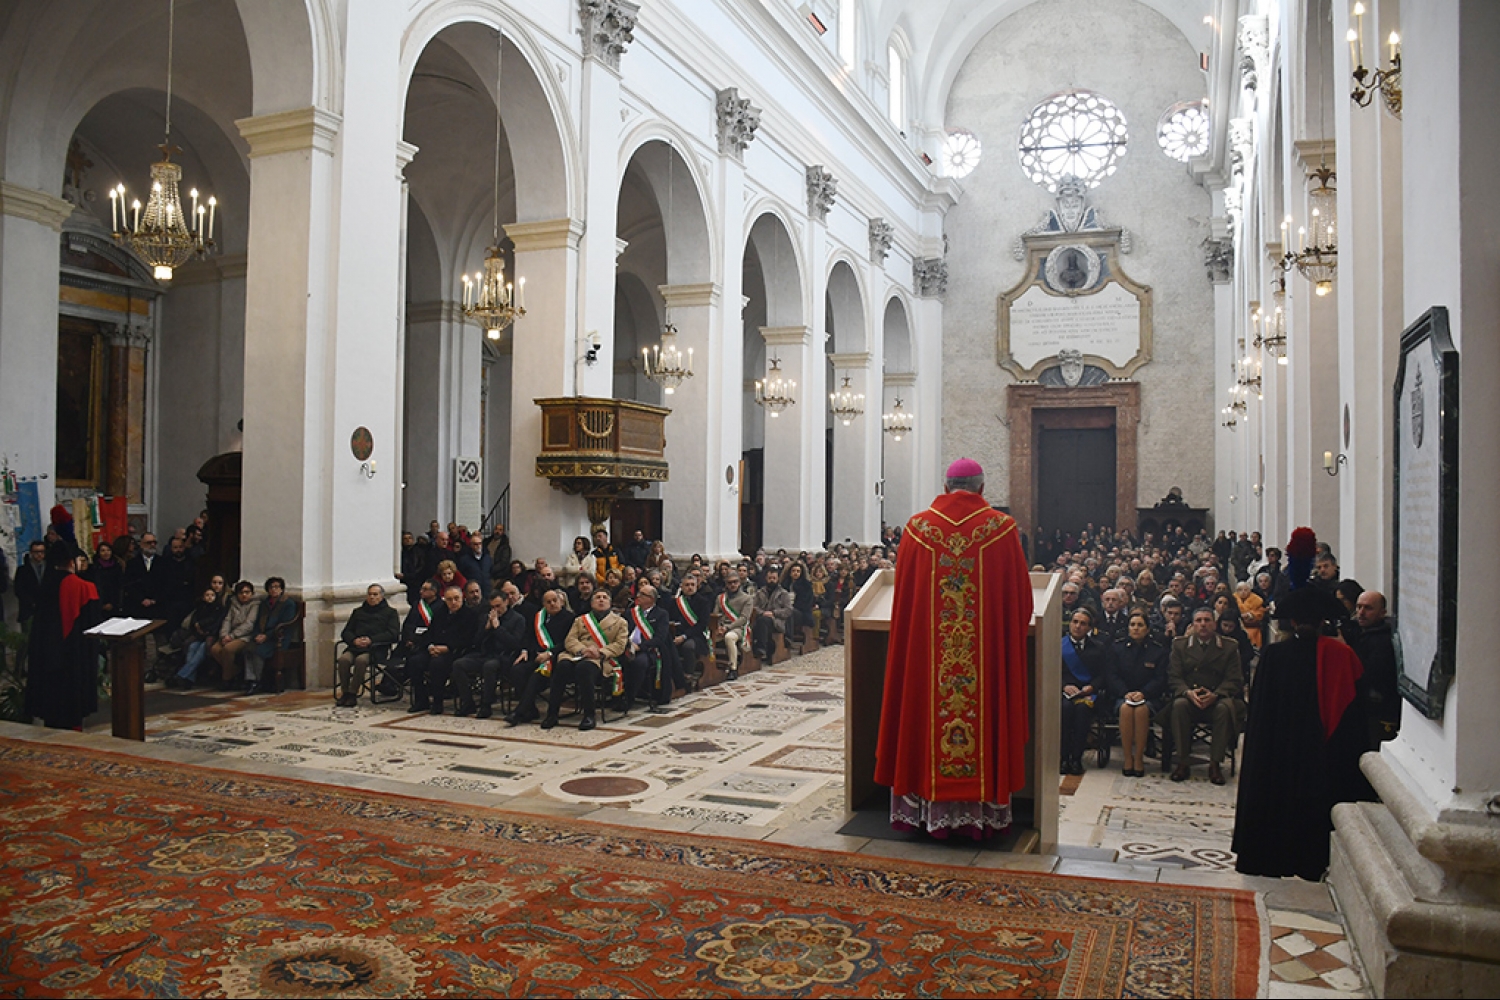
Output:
[{"xmin": 1232, "ymin": 633, "xmax": 1371, "ymax": 880}]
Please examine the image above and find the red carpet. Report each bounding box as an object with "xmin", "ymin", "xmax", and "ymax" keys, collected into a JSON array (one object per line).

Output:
[{"xmin": 0, "ymin": 738, "xmax": 1260, "ymax": 997}]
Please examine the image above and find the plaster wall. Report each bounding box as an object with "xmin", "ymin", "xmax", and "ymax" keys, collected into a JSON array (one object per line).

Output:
[{"xmin": 941, "ymin": 0, "xmax": 1215, "ymax": 528}]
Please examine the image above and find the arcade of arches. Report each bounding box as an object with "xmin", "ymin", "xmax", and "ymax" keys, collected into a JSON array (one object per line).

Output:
[{"xmin": 3, "ymin": 1, "xmax": 1500, "ymax": 991}]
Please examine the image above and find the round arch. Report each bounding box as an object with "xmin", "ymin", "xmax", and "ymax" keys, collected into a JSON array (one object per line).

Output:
[
  {"xmin": 398, "ymin": 2, "xmax": 577, "ymax": 223},
  {"xmin": 743, "ymin": 205, "xmax": 806, "ymax": 329},
  {"xmin": 825, "ymin": 257, "xmax": 868, "ymax": 355},
  {"xmin": 881, "ymin": 292, "xmax": 915, "ymax": 373},
  {"xmin": 618, "ymin": 126, "xmax": 719, "ymax": 285}
]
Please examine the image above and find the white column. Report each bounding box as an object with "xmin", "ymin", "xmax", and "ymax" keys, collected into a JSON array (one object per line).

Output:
[
  {"xmin": 800, "ymin": 223, "xmax": 829, "ymax": 551},
  {"xmin": 759, "ymin": 325, "xmax": 813, "ymax": 549},
  {"xmin": 575, "ymin": 58, "xmax": 621, "ymax": 400},
  {"xmin": 828, "ymin": 351, "xmax": 876, "ymax": 544},
  {"xmin": 659, "ymin": 282, "xmax": 721, "ymax": 557},
  {"xmin": 911, "ymin": 294, "xmax": 943, "ymax": 505},
  {"xmin": 710, "ymin": 157, "xmax": 747, "ymax": 561},
  {"xmin": 0, "ymin": 182, "xmax": 73, "ymax": 517},
  {"xmin": 505, "ymin": 218, "xmax": 587, "ymax": 563}
]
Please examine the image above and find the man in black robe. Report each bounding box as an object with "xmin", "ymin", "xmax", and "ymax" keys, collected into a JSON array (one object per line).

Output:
[
  {"xmin": 1352, "ymin": 590, "xmax": 1401, "ymax": 747},
  {"xmin": 24, "ymin": 543, "xmax": 103, "ymax": 730},
  {"xmin": 1233, "ymin": 588, "xmax": 1369, "ymax": 880}
]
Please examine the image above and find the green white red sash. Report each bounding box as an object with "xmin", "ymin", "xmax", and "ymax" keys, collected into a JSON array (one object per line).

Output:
[
  {"xmin": 583, "ymin": 612, "xmax": 623, "ymax": 696},
  {"xmin": 534, "ymin": 610, "xmax": 554, "ymax": 675},
  {"xmin": 630, "ymin": 606, "xmax": 654, "ymax": 640},
  {"xmin": 675, "ymin": 595, "xmax": 698, "ymax": 626},
  {"xmin": 417, "ymin": 601, "xmax": 432, "ymax": 626},
  {"xmin": 717, "ymin": 593, "xmax": 737, "ymax": 622}
]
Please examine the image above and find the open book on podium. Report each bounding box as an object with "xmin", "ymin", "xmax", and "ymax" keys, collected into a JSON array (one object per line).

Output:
[
  {"xmin": 842, "ymin": 569, "xmax": 1063, "ymax": 853},
  {"xmin": 84, "ymin": 617, "xmax": 155, "ymax": 638}
]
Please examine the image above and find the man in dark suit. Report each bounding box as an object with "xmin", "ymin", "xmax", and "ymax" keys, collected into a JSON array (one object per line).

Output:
[
  {"xmin": 456, "ymin": 533, "xmax": 495, "ymax": 601},
  {"xmin": 621, "ymin": 584, "xmax": 678, "ymax": 712},
  {"xmin": 1167, "ymin": 607, "xmax": 1245, "ymax": 784},
  {"xmin": 406, "ymin": 584, "xmax": 480, "ymax": 715},
  {"xmin": 13, "ymin": 540, "xmax": 47, "ymax": 627},
  {"xmin": 450, "ymin": 582, "xmax": 525, "ymax": 718},
  {"xmin": 667, "ymin": 572, "xmax": 713, "ymax": 690},
  {"xmin": 123, "ymin": 532, "xmax": 158, "ymax": 616},
  {"xmin": 1095, "ymin": 588, "xmax": 1130, "ymax": 644}
]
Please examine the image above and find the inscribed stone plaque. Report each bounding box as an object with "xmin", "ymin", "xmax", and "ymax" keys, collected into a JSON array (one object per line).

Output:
[
  {"xmin": 1007, "ymin": 282, "xmax": 1142, "ymax": 372},
  {"xmin": 1392, "ymin": 307, "xmax": 1458, "ymax": 720}
]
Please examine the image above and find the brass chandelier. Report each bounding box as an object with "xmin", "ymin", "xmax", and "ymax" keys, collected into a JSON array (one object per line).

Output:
[
  {"xmin": 641, "ymin": 319, "xmax": 693, "ymax": 394},
  {"xmin": 882, "ymin": 397, "xmax": 913, "ymax": 440},
  {"xmin": 1279, "ymin": 166, "xmax": 1338, "ymax": 296},
  {"xmin": 1347, "ymin": 3, "xmax": 1401, "ymax": 118},
  {"xmin": 754, "ymin": 356, "xmax": 797, "ymax": 417},
  {"xmin": 829, "ymin": 373, "xmax": 864, "ymax": 425},
  {"xmin": 110, "ymin": 0, "xmax": 217, "ymax": 281},
  {"xmin": 462, "ymin": 29, "xmax": 525, "ymax": 340}
]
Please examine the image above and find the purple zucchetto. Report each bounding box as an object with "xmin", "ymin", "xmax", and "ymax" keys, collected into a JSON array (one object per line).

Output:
[{"xmin": 946, "ymin": 458, "xmax": 984, "ymax": 479}]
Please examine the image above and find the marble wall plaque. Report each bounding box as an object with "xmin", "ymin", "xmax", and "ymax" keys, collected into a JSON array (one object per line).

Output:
[
  {"xmin": 1393, "ymin": 307, "xmax": 1458, "ymax": 720},
  {"xmin": 1007, "ymin": 282, "xmax": 1142, "ymax": 372}
]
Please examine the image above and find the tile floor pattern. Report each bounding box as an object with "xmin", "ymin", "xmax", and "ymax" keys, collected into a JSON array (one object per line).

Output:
[{"xmin": 73, "ymin": 643, "xmax": 1372, "ymax": 999}]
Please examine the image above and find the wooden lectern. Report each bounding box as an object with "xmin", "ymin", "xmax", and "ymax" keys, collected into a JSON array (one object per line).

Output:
[
  {"xmin": 843, "ymin": 570, "xmax": 1063, "ymax": 852},
  {"xmin": 96, "ymin": 621, "xmax": 163, "ymax": 742}
]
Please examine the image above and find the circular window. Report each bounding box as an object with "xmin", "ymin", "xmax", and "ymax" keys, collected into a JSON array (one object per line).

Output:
[
  {"xmin": 943, "ymin": 129, "xmax": 982, "ymax": 178},
  {"xmin": 1017, "ymin": 90, "xmax": 1128, "ymax": 191},
  {"xmin": 1157, "ymin": 101, "xmax": 1210, "ymax": 162}
]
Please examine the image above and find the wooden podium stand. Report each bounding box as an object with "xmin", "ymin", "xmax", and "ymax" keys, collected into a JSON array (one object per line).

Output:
[
  {"xmin": 93, "ymin": 621, "xmax": 163, "ymax": 742},
  {"xmin": 843, "ymin": 570, "xmax": 1062, "ymax": 852}
]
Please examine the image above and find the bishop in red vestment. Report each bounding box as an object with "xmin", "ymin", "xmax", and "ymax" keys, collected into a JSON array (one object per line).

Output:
[{"xmin": 875, "ymin": 459, "xmax": 1033, "ymax": 838}]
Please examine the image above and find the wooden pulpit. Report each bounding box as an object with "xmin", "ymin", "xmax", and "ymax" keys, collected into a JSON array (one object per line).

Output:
[
  {"xmin": 87, "ymin": 620, "xmax": 163, "ymax": 742},
  {"xmin": 843, "ymin": 570, "xmax": 1063, "ymax": 852}
]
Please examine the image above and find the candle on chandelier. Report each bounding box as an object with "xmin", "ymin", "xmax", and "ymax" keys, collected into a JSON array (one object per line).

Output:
[
  {"xmin": 109, "ymin": 187, "xmax": 119, "ymax": 231},
  {"xmin": 132, "ymin": 199, "xmax": 142, "ymax": 231},
  {"xmin": 190, "ymin": 188, "xmax": 199, "ymax": 232},
  {"xmin": 518, "ymin": 277, "xmax": 526, "ymax": 310},
  {"xmin": 206, "ymin": 197, "xmax": 216, "ymax": 240},
  {"xmin": 1388, "ymin": 31, "xmax": 1400, "ymax": 62}
]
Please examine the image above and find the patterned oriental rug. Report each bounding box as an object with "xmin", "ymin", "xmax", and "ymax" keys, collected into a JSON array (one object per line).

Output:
[{"xmin": 0, "ymin": 739, "xmax": 1261, "ymax": 998}]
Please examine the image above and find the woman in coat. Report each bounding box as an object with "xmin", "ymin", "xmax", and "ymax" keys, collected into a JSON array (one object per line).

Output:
[
  {"xmin": 1106, "ymin": 612, "xmax": 1169, "ymax": 777},
  {"xmin": 242, "ymin": 576, "xmax": 296, "ymax": 694}
]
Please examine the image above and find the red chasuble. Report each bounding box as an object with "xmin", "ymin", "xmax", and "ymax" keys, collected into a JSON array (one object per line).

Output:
[{"xmin": 874, "ymin": 490, "xmax": 1033, "ymax": 805}]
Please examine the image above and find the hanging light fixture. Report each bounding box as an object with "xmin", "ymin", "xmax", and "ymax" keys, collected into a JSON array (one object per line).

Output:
[
  {"xmin": 882, "ymin": 396, "xmax": 913, "ymax": 440},
  {"xmin": 1347, "ymin": 3, "xmax": 1401, "ymax": 118},
  {"xmin": 1255, "ymin": 276, "xmax": 1288, "ymax": 364},
  {"xmin": 462, "ymin": 29, "xmax": 525, "ymax": 340},
  {"xmin": 754, "ymin": 356, "xmax": 797, "ymax": 417},
  {"xmin": 829, "ymin": 373, "xmax": 864, "ymax": 425},
  {"xmin": 642, "ymin": 319, "xmax": 693, "ymax": 394},
  {"xmin": 110, "ymin": 0, "xmax": 217, "ymax": 281},
  {"xmin": 643, "ymin": 142, "xmax": 694, "ymax": 395},
  {"xmin": 1280, "ymin": 10, "xmax": 1337, "ymax": 296}
]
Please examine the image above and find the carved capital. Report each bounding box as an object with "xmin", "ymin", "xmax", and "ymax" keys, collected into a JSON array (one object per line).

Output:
[
  {"xmin": 805, "ymin": 165, "xmax": 837, "ymax": 221},
  {"xmin": 579, "ymin": 0, "xmax": 640, "ymax": 72},
  {"xmin": 0, "ymin": 181, "xmax": 75, "ymax": 232},
  {"xmin": 1229, "ymin": 117, "xmax": 1254, "ymax": 182},
  {"xmin": 235, "ymin": 107, "xmax": 341, "ymax": 158},
  {"xmin": 1237, "ymin": 14, "xmax": 1270, "ymax": 93},
  {"xmin": 868, "ymin": 217, "xmax": 894, "ymax": 264},
  {"xmin": 912, "ymin": 256, "xmax": 948, "ymax": 298},
  {"xmin": 1202, "ymin": 237, "xmax": 1234, "ymax": 284},
  {"xmin": 715, "ymin": 87, "xmax": 761, "ymax": 159}
]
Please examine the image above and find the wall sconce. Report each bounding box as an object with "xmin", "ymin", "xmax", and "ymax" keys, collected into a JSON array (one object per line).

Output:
[
  {"xmin": 360, "ymin": 460, "xmax": 377, "ymax": 479},
  {"xmin": 1323, "ymin": 451, "xmax": 1347, "ymax": 477}
]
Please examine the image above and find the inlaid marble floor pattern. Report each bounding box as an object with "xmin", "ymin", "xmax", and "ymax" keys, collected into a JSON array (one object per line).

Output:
[{"xmin": 78, "ymin": 643, "xmax": 1371, "ymax": 998}]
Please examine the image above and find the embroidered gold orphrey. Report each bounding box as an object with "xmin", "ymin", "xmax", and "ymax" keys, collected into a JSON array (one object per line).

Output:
[{"xmin": 907, "ymin": 507, "xmax": 1016, "ymax": 785}]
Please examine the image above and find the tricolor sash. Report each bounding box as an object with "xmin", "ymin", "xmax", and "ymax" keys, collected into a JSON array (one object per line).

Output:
[
  {"xmin": 630, "ymin": 606, "xmax": 654, "ymax": 641},
  {"xmin": 717, "ymin": 593, "xmax": 740, "ymax": 624},
  {"xmin": 534, "ymin": 610, "xmax": 555, "ymax": 675},
  {"xmin": 417, "ymin": 601, "xmax": 432, "ymax": 626},
  {"xmin": 675, "ymin": 595, "xmax": 698, "ymax": 627},
  {"xmin": 582, "ymin": 612, "xmax": 623, "ymax": 694}
]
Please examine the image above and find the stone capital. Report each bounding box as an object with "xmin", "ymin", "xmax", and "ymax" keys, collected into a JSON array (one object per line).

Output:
[
  {"xmin": 396, "ymin": 140, "xmax": 419, "ymax": 179},
  {"xmin": 579, "ymin": 0, "xmax": 640, "ymax": 73},
  {"xmin": 883, "ymin": 371, "xmax": 917, "ymax": 387},
  {"xmin": 506, "ymin": 218, "xmax": 584, "ymax": 253},
  {"xmin": 828, "ymin": 351, "xmax": 872, "ymax": 370},
  {"xmin": 658, "ymin": 282, "xmax": 720, "ymax": 309},
  {"xmin": 806, "ymin": 166, "xmax": 838, "ymax": 221},
  {"xmin": 236, "ymin": 107, "xmax": 341, "ymax": 158},
  {"xmin": 760, "ymin": 325, "xmax": 810, "ymax": 347},
  {"xmin": 0, "ymin": 181, "xmax": 75, "ymax": 231},
  {"xmin": 1294, "ymin": 139, "xmax": 1336, "ymax": 173},
  {"xmin": 716, "ymin": 87, "xmax": 761, "ymax": 159}
]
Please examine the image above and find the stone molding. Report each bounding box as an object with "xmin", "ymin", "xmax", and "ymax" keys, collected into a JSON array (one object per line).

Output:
[
  {"xmin": 0, "ymin": 181, "xmax": 75, "ymax": 231},
  {"xmin": 828, "ymin": 351, "xmax": 872, "ymax": 370},
  {"xmin": 912, "ymin": 256, "xmax": 947, "ymax": 298},
  {"xmin": 396, "ymin": 140, "xmax": 419, "ymax": 179},
  {"xmin": 1294, "ymin": 139, "xmax": 1337, "ymax": 173},
  {"xmin": 715, "ymin": 87, "xmax": 761, "ymax": 159},
  {"xmin": 869, "ymin": 217, "xmax": 894, "ymax": 264},
  {"xmin": 506, "ymin": 218, "xmax": 584, "ymax": 252},
  {"xmin": 658, "ymin": 282, "xmax": 720, "ymax": 308},
  {"xmin": 579, "ymin": 0, "xmax": 639, "ymax": 72},
  {"xmin": 883, "ymin": 371, "xmax": 917, "ymax": 386},
  {"xmin": 405, "ymin": 299, "xmax": 463, "ymax": 325},
  {"xmin": 806, "ymin": 165, "xmax": 837, "ymax": 221},
  {"xmin": 236, "ymin": 107, "xmax": 341, "ymax": 158},
  {"xmin": 760, "ymin": 325, "xmax": 810, "ymax": 347}
]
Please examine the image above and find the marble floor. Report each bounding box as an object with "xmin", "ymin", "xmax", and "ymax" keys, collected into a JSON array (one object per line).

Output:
[{"xmin": 44, "ymin": 642, "xmax": 1373, "ymax": 998}]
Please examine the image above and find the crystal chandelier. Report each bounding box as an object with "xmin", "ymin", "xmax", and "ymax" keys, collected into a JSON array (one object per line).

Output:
[
  {"xmin": 829, "ymin": 373, "xmax": 864, "ymax": 425},
  {"xmin": 110, "ymin": 0, "xmax": 217, "ymax": 281},
  {"xmin": 1279, "ymin": 167, "xmax": 1338, "ymax": 296},
  {"xmin": 642, "ymin": 145, "xmax": 694, "ymax": 395},
  {"xmin": 882, "ymin": 397, "xmax": 913, "ymax": 440},
  {"xmin": 641, "ymin": 320, "xmax": 693, "ymax": 394},
  {"xmin": 462, "ymin": 30, "xmax": 525, "ymax": 340},
  {"xmin": 1347, "ymin": 4, "xmax": 1401, "ymax": 118},
  {"xmin": 1254, "ymin": 278, "xmax": 1288, "ymax": 364},
  {"xmin": 754, "ymin": 356, "xmax": 797, "ymax": 417}
]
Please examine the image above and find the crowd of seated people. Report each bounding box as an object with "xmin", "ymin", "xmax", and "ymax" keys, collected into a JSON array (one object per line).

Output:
[
  {"xmin": 338, "ymin": 521, "xmax": 901, "ymax": 729},
  {"xmin": 1036, "ymin": 522, "xmax": 1383, "ymax": 785}
]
